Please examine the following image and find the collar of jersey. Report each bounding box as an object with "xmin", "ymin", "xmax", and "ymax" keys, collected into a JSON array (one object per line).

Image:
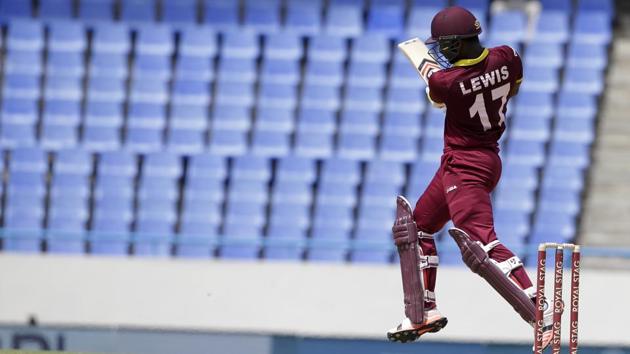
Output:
[{"xmin": 453, "ymin": 48, "xmax": 489, "ymax": 67}]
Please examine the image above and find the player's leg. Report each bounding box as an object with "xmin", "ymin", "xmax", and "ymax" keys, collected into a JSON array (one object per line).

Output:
[{"xmin": 388, "ymin": 171, "xmax": 450, "ymax": 343}]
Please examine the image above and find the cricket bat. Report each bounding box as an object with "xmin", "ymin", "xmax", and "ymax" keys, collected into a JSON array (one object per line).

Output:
[{"xmin": 397, "ymin": 37, "xmax": 441, "ymax": 85}]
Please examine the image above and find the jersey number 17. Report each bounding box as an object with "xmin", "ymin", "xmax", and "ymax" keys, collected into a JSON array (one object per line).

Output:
[{"xmin": 468, "ymin": 83, "xmax": 511, "ymax": 131}]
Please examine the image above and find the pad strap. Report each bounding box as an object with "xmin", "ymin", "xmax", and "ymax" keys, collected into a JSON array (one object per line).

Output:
[
  {"xmin": 424, "ymin": 290, "xmax": 436, "ymax": 302},
  {"xmin": 417, "ymin": 231, "xmax": 434, "ymax": 240},
  {"xmin": 482, "ymin": 240, "xmax": 501, "ymax": 253},
  {"xmin": 418, "ymin": 255, "xmax": 439, "ymax": 270},
  {"xmin": 524, "ymin": 286, "xmax": 536, "ymax": 299},
  {"xmin": 495, "ymin": 256, "xmax": 524, "ymax": 276}
]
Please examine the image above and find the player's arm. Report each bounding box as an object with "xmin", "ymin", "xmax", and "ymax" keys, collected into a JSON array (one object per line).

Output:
[
  {"xmin": 509, "ymin": 78, "xmax": 522, "ymax": 98},
  {"xmin": 508, "ymin": 46, "xmax": 523, "ymax": 98},
  {"xmin": 427, "ymin": 74, "xmax": 446, "ymax": 109}
]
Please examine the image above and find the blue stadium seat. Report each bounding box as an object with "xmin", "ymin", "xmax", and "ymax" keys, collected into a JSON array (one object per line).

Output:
[
  {"xmin": 204, "ymin": 1, "xmax": 239, "ymax": 30},
  {"xmin": 179, "ymin": 27, "xmax": 217, "ymax": 57},
  {"xmin": 181, "ymin": 200, "xmax": 222, "ymax": 230},
  {"xmin": 307, "ymin": 238, "xmax": 349, "ymax": 262},
  {"xmin": 271, "ymin": 181, "xmax": 313, "ymax": 206},
  {"xmin": 380, "ymin": 133, "xmax": 418, "ymax": 162},
  {"xmin": 498, "ymin": 163, "xmax": 539, "ymax": 191},
  {"xmin": 209, "ymin": 129, "xmax": 247, "ymax": 156},
  {"xmin": 87, "ymin": 77, "xmax": 126, "ymax": 103},
  {"xmin": 347, "ymin": 61, "xmax": 386, "ymax": 88},
  {"xmin": 78, "ymin": 0, "xmax": 114, "ymax": 21},
  {"xmin": 98, "ymin": 150, "xmax": 136, "ymax": 176},
  {"xmin": 343, "ymin": 86, "xmax": 382, "ymax": 112},
  {"xmin": 167, "ymin": 127, "xmax": 204, "ymax": 154},
  {"xmin": 294, "ymin": 131, "xmax": 334, "ymax": 158},
  {"xmin": 211, "ymin": 103, "xmax": 251, "ymax": 131},
  {"xmin": 92, "ymin": 23, "xmax": 130, "ymax": 54},
  {"xmin": 260, "ymin": 58, "xmax": 300, "ymax": 85},
  {"xmin": 300, "ymin": 84, "xmax": 341, "ymax": 110},
  {"xmin": 89, "ymin": 52, "xmax": 128, "ymax": 79},
  {"xmin": 406, "ymin": 7, "xmax": 434, "ymax": 39},
  {"xmin": 563, "ymin": 68, "xmax": 604, "ymax": 95},
  {"xmin": 3, "ymin": 74, "xmax": 40, "ymax": 100},
  {"xmin": 127, "ymin": 102, "xmax": 166, "ymax": 129},
  {"xmin": 84, "ymin": 101, "xmax": 123, "ymax": 128},
  {"xmin": 136, "ymin": 24, "xmax": 173, "ymax": 55},
  {"xmin": 548, "ymin": 141, "xmax": 590, "ymax": 168},
  {"xmin": 142, "ymin": 152, "xmax": 181, "ymax": 178},
  {"xmin": 356, "ymin": 206, "xmax": 395, "ymax": 236},
  {"xmin": 54, "ymin": 148, "xmax": 92, "ymax": 175},
  {"xmin": 361, "ymin": 181, "xmax": 400, "ymax": 206},
  {"xmin": 121, "ymin": 0, "xmax": 155, "ymax": 23},
  {"xmin": 320, "ymin": 158, "xmax": 361, "ymax": 185},
  {"xmin": 539, "ymin": 0, "xmax": 571, "ymax": 12},
  {"xmin": 313, "ymin": 204, "xmax": 354, "ymax": 231},
  {"xmin": 125, "ymin": 127, "xmax": 162, "ymax": 153},
  {"xmin": 305, "ymin": 60, "xmax": 344, "ymax": 87},
  {"xmin": 539, "ymin": 187, "xmax": 581, "ymax": 216},
  {"xmin": 39, "ymin": 0, "xmax": 74, "ymax": 19},
  {"xmin": 1, "ymin": 98, "xmax": 38, "ymax": 126},
  {"xmin": 365, "ymin": 160, "xmax": 405, "ymax": 186},
  {"xmin": 82, "ymin": 125, "xmax": 120, "ymax": 151},
  {"xmin": 243, "ymin": 0, "xmax": 280, "ymax": 33},
  {"xmin": 454, "ymin": 0, "xmax": 489, "ymax": 11},
  {"xmin": 44, "ymin": 75, "xmax": 82, "ymax": 101},
  {"xmin": 325, "ymin": 5, "xmax": 362, "ymax": 37},
  {"xmin": 505, "ymin": 139, "xmax": 546, "ymax": 166},
  {"xmin": 264, "ymin": 33, "xmax": 301, "ymax": 60},
  {"xmin": 161, "ymin": 0, "xmax": 197, "ymax": 26},
  {"xmin": 231, "ymin": 155, "xmax": 271, "ymax": 181},
  {"xmin": 514, "ymin": 92, "xmax": 554, "ymax": 119},
  {"xmin": 176, "ymin": 234, "xmax": 217, "ymax": 259},
  {"xmin": 285, "ymin": 2, "xmax": 321, "ymax": 35},
  {"xmin": 48, "ymin": 21, "xmax": 85, "ymax": 52},
  {"xmin": 298, "ymin": 108, "xmax": 336, "ymax": 134},
  {"xmin": 0, "ymin": 0, "xmax": 32, "ymax": 19},
  {"xmin": 572, "ymin": 12, "xmax": 612, "ymax": 45},
  {"xmin": 225, "ymin": 201, "xmax": 267, "ymax": 227},
  {"xmin": 494, "ymin": 187, "xmax": 536, "ymax": 213},
  {"xmin": 129, "ymin": 78, "xmax": 169, "ymax": 104},
  {"xmin": 494, "ymin": 209, "xmax": 530, "ymax": 244},
  {"xmin": 489, "ymin": 10, "xmax": 527, "ymax": 43},
  {"xmin": 133, "ymin": 54, "xmax": 171, "ymax": 81},
  {"xmin": 183, "ymin": 179, "xmax": 225, "ymax": 204},
  {"xmin": 542, "ymin": 165, "xmax": 583, "ymax": 191},
  {"xmin": 46, "ymin": 51, "xmax": 84, "ymax": 78},
  {"xmin": 258, "ymin": 82, "xmax": 297, "ymax": 110},
  {"xmin": 214, "ymin": 80, "xmax": 255, "ymax": 106},
  {"xmin": 4, "ymin": 50, "xmax": 42, "ymax": 76},
  {"xmin": 187, "ymin": 153, "xmax": 227, "ymax": 180},
  {"xmin": 383, "ymin": 111, "xmax": 422, "ymax": 138},
  {"xmin": 337, "ymin": 133, "xmax": 376, "ymax": 160},
  {"xmin": 10, "ymin": 147, "xmax": 47, "ymax": 172},
  {"xmin": 386, "ymin": 87, "xmax": 425, "ymax": 113},
  {"xmin": 350, "ymin": 35, "xmax": 389, "ymax": 63},
  {"xmin": 524, "ymin": 43, "xmax": 563, "ymax": 69},
  {"xmin": 221, "ymin": 31, "xmax": 259, "ymax": 59},
  {"xmin": 557, "ymin": 92, "xmax": 597, "ymax": 120},
  {"xmin": 367, "ymin": 3, "xmax": 404, "ymax": 36},
  {"xmin": 0, "ymin": 122, "xmax": 36, "ymax": 147},
  {"xmin": 254, "ymin": 107, "xmax": 294, "ymax": 133},
  {"xmin": 41, "ymin": 123, "xmax": 77, "ymax": 149},
  {"xmin": 567, "ymin": 44, "xmax": 607, "ymax": 70},
  {"xmin": 174, "ymin": 55, "xmax": 214, "ymax": 82},
  {"xmin": 530, "ymin": 212, "xmax": 576, "ymax": 244},
  {"xmin": 275, "ymin": 156, "xmax": 317, "ymax": 183},
  {"xmin": 553, "ymin": 118, "xmax": 594, "ymax": 143},
  {"xmin": 339, "ymin": 110, "xmax": 379, "ymax": 136},
  {"xmin": 171, "ymin": 79, "xmax": 210, "ymax": 105},
  {"xmin": 251, "ymin": 130, "xmax": 290, "ymax": 157},
  {"xmin": 6, "ymin": 20, "xmax": 43, "ymax": 51},
  {"xmin": 307, "ymin": 35, "xmax": 346, "ymax": 62},
  {"xmin": 520, "ymin": 67, "xmax": 559, "ymax": 93},
  {"xmin": 510, "ymin": 115, "xmax": 550, "ymax": 142}
]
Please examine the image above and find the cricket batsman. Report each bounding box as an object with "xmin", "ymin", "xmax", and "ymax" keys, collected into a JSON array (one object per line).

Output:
[{"xmin": 387, "ymin": 6, "xmax": 554, "ymax": 348}]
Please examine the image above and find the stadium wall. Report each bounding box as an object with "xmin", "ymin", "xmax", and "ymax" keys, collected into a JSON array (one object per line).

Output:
[{"xmin": 0, "ymin": 255, "xmax": 629, "ymax": 349}]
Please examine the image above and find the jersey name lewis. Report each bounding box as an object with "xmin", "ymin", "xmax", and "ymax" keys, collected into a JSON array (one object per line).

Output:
[{"xmin": 458, "ymin": 65, "xmax": 510, "ymax": 95}]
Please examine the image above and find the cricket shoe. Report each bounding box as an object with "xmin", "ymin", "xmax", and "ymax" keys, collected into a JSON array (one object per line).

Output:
[{"xmin": 387, "ymin": 308, "xmax": 448, "ymax": 343}]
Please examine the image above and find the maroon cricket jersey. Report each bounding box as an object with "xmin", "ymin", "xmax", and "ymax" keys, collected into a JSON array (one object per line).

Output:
[{"xmin": 428, "ymin": 46, "xmax": 523, "ymax": 152}]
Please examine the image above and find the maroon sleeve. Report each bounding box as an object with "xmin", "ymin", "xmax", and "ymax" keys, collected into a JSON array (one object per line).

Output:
[
  {"xmin": 428, "ymin": 72, "xmax": 448, "ymax": 104},
  {"xmin": 503, "ymin": 45, "xmax": 523, "ymax": 83}
]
